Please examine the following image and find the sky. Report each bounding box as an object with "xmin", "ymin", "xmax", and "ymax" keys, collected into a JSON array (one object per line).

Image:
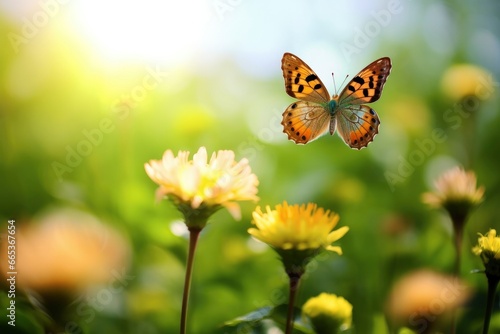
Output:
[{"xmin": 0, "ymin": 0, "xmax": 430, "ymax": 78}]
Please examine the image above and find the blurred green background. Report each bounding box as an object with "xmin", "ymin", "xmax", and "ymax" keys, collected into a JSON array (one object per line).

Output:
[{"xmin": 1, "ymin": 0, "xmax": 500, "ymax": 333}]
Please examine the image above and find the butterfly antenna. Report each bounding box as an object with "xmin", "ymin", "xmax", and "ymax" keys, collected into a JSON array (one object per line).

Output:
[
  {"xmin": 333, "ymin": 73, "xmax": 350, "ymax": 95},
  {"xmin": 340, "ymin": 74, "xmax": 349, "ymax": 93},
  {"xmin": 331, "ymin": 73, "xmax": 337, "ymax": 95}
]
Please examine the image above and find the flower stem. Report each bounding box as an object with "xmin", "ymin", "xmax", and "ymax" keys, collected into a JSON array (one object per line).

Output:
[
  {"xmin": 180, "ymin": 227, "xmax": 202, "ymax": 334},
  {"xmin": 285, "ymin": 272, "xmax": 302, "ymax": 334},
  {"xmin": 453, "ymin": 221, "xmax": 464, "ymax": 277},
  {"xmin": 482, "ymin": 275, "xmax": 500, "ymax": 334},
  {"xmin": 450, "ymin": 217, "xmax": 465, "ymax": 334}
]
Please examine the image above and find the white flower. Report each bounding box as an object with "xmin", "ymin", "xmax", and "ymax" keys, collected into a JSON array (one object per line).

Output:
[{"xmin": 145, "ymin": 147, "xmax": 259, "ymax": 220}]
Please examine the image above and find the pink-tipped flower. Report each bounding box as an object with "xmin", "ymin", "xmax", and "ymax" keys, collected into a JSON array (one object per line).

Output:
[
  {"xmin": 422, "ymin": 166, "xmax": 484, "ymax": 223},
  {"xmin": 145, "ymin": 147, "xmax": 259, "ymax": 226}
]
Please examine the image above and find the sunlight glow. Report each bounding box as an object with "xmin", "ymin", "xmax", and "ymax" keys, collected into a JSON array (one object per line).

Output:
[
  {"xmin": 70, "ymin": 0, "xmax": 211, "ymax": 64},
  {"xmin": 170, "ymin": 220, "xmax": 189, "ymax": 238}
]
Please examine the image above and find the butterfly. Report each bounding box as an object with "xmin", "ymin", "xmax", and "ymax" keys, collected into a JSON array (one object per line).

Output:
[{"xmin": 281, "ymin": 52, "xmax": 392, "ymax": 149}]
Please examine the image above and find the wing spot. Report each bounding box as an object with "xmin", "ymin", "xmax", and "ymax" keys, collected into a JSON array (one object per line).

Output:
[
  {"xmin": 369, "ymin": 109, "xmax": 375, "ymax": 115},
  {"xmin": 288, "ymin": 112, "xmax": 292, "ymax": 116},
  {"xmin": 294, "ymin": 73, "xmax": 301, "ymax": 84},
  {"xmin": 291, "ymin": 127, "xmax": 295, "ymax": 131},
  {"xmin": 288, "ymin": 121, "xmax": 292, "ymax": 125},
  {"xmin": 294, "ymin": 66, "xmax": 299, "ymax": 70},
  {"xmin": 348, "ymin": 85, "xmax": 355, "ymax": 92},
  {"xmin": 364, "ymin": 133, "xmax": 369, "ymax": 138},
  {"xmin": 369, "ymin": 126, "xmax": 374, "ymax": 131},
  {"xmin": 305, "ymin": 74, "xmax": 318, "ymax": 82},
  {"xmin": 369, "ymin": 81, "xmax": 374, "ymax": 89},
  {"xmin": 363, "ymin": 89, "xmax": 369, "ymax": 97},
  {"xmin": 291, "ymin": 103, "xmax": 297, "ymax": 109},
  {"xmin": 301, "ymin": 135, "xmax": 306, "ymax": 141},
  {"xmin": 353, "ymin": 76, "xmax": 364, "ymax": 85},
  {"xmin": 371, "ymin": 117, "xmax": 377, "ymax": 123},
  {"xmin": 314, "ymin": 84, "xmax": 322, "ymax": 90},
  {"xmin": 353, "ymin": 139, "xmax": 358, "ymax": 144},
  {"xmin": 360, "ymin": 137, "xmax": 364, "ymax": 141},
  {"xmin": 298, "ymin": 85, "xmax": 304, "ymax": 93},
  {"xmin": 296, "ymin": 131, "xmax": 300, "ymax": 136}
]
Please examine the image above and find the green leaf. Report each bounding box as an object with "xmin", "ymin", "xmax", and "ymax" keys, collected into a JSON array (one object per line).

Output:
[
  {"xmin": 221, "ymin": 305, "xmax": 313, "ymax": 334},
  {"xmin": 223, "ymin": 306, "xmax": 273, "ymax": 326}
]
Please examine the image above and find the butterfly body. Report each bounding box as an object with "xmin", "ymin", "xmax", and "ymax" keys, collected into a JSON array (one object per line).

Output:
[{"xmin": 281, "ymin": 53, "xmax": 391, "ymax": 149}]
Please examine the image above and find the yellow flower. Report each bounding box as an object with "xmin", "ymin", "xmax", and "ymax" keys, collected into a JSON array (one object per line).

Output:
[
  {"xmin": 249, "ymin": 201, "xmax": 347, "ymax": 253},
  {"xmin": 441, "ymin": 64, "xmax": 494, "ymax": 101},
  {"xmin": 145, "ymin": 147, "xmax": 259, "ymax": 224},
  {"xmin": 248, "ymin": 202, "xmax": 348, "ymax": 272},
  {"xmin": 473, "ymin": 229, "xmax": 500, "ymax": 277},
  {"xmin": 422, "ymin": 166, "xmax": 484, "ymax": 223},
  {"xmin": 302, "ymin": 293, "xmax": 352, "ymax": 334}
]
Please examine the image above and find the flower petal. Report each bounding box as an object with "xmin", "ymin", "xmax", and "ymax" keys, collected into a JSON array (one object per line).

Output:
[
  {"xmin": 327, "ymin": 226, "xmax": 349, "ymax": 244},
  {"xmin": 325, "ymin": 245, "xmax": 343, "ymax": 255},
  {"xmin": 145, "ymin": 147, "xmax": 259, "ymax": 226},
  {"xmin": 249, "ymin": 201, "xmax": 347, "ymax": 252},
  {"xmin": 222, "ymin": 202, "xmax": 242, "ymax": 221}
]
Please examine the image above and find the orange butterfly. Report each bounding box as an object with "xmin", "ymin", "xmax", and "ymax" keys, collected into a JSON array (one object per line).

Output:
[{"xmin": 281, "ymin": 52, "xmax": 392, "ymax": 149}]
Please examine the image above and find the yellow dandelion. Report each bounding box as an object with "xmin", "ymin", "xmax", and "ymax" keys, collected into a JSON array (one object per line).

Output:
[
  {"xmin": 472, "ymin": 229, "xmax": 500, "ymax": 333},
  {"xmin": 473, "ymin": 229, "xmax": 500, "ymax": 277},
  {"xmin": 249, "ymin": 202, "xmax": 348, "ymax": 334},
  {"xmin": 302, "ymin": 293, "xmax": 352, "ymax": 334},
  {"xmin": 248, "ymin": 201, "xmax": 348, "ymax": 272},
  {"xmin": 145, "ymin": 147, "xmax": 259, "ymax": 224},
  {"xmin": 249, "ymin": 201, "xmax": 348, "ymax": 253}
]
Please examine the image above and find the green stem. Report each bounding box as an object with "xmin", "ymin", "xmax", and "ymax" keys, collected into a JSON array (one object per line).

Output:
[
  {"xmin": 450, "ymin": 216, "xmax": 465, "ymax": 334},
  {"xmin": 453, "ymin": 222, "xmax": 464, "ymax": 277},
  {"xmin": 180, "ymin": 227, "xmax": 202, "ymax": 334},
  {"xmin": 285, "ymin": 272, "xmax": 302, "ymax": 334},
  {"xmin": 482, "ymin": 275, "xmax": 500, "ymax": 334}
]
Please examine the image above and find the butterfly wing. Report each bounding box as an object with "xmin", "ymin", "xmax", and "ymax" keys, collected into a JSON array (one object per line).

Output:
[
  {"xmin": 281, "ymin": 101, "xmax": 330, "ymax": 144},
  {"xmin": 281, "ymin": 53, "xmax": 330, "ymax": 104},
  {"xmin": 333, "ymin": 57, "xmax": 390, "ymax": 149},
  {"xmin": 338, "ymin": 57, "xmax": 392, "ymax": 106},
  {"xmin": 335, "ymin": 105, "xmax": 380, "ymax": 150}
]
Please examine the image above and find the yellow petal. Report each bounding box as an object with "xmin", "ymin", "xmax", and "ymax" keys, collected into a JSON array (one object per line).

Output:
[
  {"xmin": 327, "ymin": 226, "xmax": 349, "ymax": 243},
  {"xmin": 326, "ymin": 245, "xmax": 343, "ymax": 255}
]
